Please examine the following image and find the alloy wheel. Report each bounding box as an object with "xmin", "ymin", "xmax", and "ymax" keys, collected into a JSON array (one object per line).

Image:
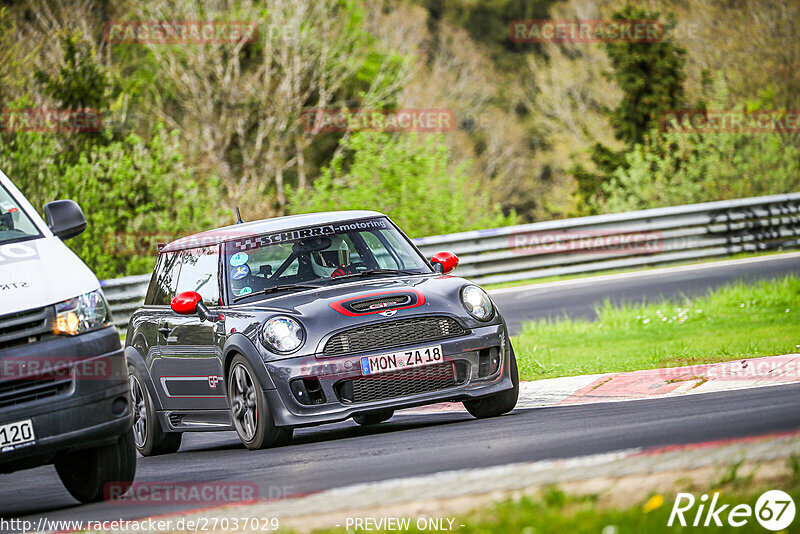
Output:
[
  {"xmin": 129, "ymin": 374, "xmax": 147, "ymax": 448},
  {"xmin": 230, "ymin": 363, "xmax": 258, "ymax": 441}
]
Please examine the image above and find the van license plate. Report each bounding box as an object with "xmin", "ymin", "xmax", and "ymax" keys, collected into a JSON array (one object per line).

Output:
[{"xmin": 0, "ymin": 419, "xmax": 35, "ymax": 452}]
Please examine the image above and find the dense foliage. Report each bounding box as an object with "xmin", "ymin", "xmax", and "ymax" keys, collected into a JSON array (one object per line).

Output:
[
  {"xmin": 0, "ymin": 0, "xmax": 797, "ymax": 277},
  {"xmin": 0, "ymin": 125, "xmax": 223, "ymax": 279},
  {"xmin": 289, "ymin": 132, "xmax": 516, "ymax": 236}
]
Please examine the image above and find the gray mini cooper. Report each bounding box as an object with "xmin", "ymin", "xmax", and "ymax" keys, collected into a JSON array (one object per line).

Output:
[{"xmin": 125, "ymin": 211, "xmax": 518, "ymax": 454}]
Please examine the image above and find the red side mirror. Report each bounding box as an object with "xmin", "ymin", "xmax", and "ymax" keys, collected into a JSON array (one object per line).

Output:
[
  {"xmin": 171, "ymin": 291, "xmax": 202, "ymax": 315},
  {"xmin": 431, "ymin": 251, "xmax": 459, "ymax": 274}
]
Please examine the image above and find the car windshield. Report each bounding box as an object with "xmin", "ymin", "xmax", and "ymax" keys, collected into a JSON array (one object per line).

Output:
[
  {"xmin": 223, "ymin": 217, "xmax": 431, "ymax": 300},
  {"xmin": 0, "ymin": 183, "xmax": 41, "ymax": 245}
]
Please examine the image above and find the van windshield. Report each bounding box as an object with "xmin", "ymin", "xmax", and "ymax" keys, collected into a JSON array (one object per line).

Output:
[{"xmin": 0, "ymin": 183, "xmax": 42, "ymax": 245}]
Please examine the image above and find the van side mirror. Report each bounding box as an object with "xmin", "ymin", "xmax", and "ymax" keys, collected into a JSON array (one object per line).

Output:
[
  {"xmin": 431, "ymin": 251, "xmax": 459, "ymax": 274},
  {"xmin": 44, "ymin": 200, "xmax": 87, "ymax": 240}
]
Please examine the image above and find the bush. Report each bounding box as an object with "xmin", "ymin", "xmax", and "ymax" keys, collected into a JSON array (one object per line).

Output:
[
  {"xmin": 288, "ymin": 131, "xmax": 517, "ymax": 237},
  {"xmin": 601, "ymin": 128, "xmax": 800, "ymax": 213}
]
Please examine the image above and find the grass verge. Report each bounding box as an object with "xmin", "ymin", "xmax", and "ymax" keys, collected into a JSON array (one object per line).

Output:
[
  {"xmin": 512, "ymin": 275, "xmax": 800, "ymax": 380},
  {"xmin": 315, "ymin": 456, "xmax": 800, "ymax": 534},
  {"xmin": 448, "ymin": 486, "xmax": 800, "ymax": 534}
]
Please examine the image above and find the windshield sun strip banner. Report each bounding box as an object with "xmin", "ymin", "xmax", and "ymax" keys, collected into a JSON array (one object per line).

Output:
[{"xmin": 228, "ymin": 218, "xmax": 389, "ymax": 253}]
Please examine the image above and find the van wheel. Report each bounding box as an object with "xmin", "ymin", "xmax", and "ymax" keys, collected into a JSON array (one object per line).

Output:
[
  {"xmin": 129, "ymin": 366, "xmax": 182, "ymax": 456},
  {"xmin": 353, "ymin": 409, "xmax": 394, "ymax": 426},
  {"xmin": 54, "ymin": 428, "xmax": 137, "ymax": 503},
  {"xmin": 463, "ymin": 346, "xmax": 519, "ymax": 419},
  {"xmin": 228, "ymin": 355, "xmax": 293, "ymax": 450}
]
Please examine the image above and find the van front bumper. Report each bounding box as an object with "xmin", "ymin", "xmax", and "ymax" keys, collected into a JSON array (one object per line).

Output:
[{"xmin": 0, "ymin": 326, "xmax": 131, "ymax": 473}]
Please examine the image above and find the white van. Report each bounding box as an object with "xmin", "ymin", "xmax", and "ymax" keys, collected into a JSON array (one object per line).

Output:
[{"xmin": 0, "ymin": 170, "xmax": 135, "ymax": 502}]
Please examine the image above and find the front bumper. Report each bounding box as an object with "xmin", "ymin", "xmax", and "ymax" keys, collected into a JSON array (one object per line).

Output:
[
  {"xmin": 0, "ymin": 326, "xmax": 131, "ymax": 473},
  {"xmin": 263, "ymin": 323, "xmax": 512, "ymax": 427}
]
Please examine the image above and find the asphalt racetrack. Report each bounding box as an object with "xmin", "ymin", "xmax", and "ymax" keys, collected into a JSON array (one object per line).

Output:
[{"xmin": 1, "ymin": 254, "xmax": 799, "ymax": 523}]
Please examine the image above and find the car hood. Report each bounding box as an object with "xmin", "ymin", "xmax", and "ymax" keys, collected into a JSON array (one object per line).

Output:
[
  {"xmin": 238, "ymin": 275, "xmax": 467, "ymax": 315},
  {"xmin": 229, "ymin": 274, "xmax": 485, "ymax": 355},
  {"xmin": 0, "ymin": 237, "xmax": 99, "ymax": 315}
]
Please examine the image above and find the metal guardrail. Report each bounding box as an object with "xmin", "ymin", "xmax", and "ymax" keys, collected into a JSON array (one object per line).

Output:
[
  {"xmin": 413, "ymin": 192, "xmax": 800, "ymax": 284},
  {"xmin": 101, "ymin": 273, "xmax": 152, "ymax": 330},
  {"xmin": 102, "ymin": 192, "xmax": 800, "ymax": 329}
]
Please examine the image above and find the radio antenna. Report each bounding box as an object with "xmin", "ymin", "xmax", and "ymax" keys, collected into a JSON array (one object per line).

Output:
[{"xmin": 234, "ymin": 207, "xmax": 244, "ymax": 224}]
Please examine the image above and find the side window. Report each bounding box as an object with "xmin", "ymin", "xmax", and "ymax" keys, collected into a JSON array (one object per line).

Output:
[
  {"xmin": 175, "ymin": 246, "xmax": 220, "ymax": 305},
  {"xmin": 145, "ymin": 252, "xmax": 182, "ymax": 306}
]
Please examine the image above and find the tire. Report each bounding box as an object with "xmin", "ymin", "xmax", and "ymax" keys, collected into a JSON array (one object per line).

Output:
[
  {"xmin": 463, "ymin": 345, "xmax": 519, "ymax": 419},
  {"xmin": 128, "ymin": 365, "xmax": 182, "ymax": 456},
  {"xmin": 54, "ymin": 428, "xmax": 137, "ymax": 503},
  {"xmin": 228, "ymin": 355, "xmax": 293, "ymax": 450},
  {"xmin": 353, "ymin": 409, "xmax": 394, "ymax": 426}
]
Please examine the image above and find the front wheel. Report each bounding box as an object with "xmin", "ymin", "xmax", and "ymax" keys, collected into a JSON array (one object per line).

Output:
[
  {"xmin": 54, "ymin": 428, "xmax": 137, "ymax": 503},
  {"xmin": 228, "ymin": 355, "xmax": 293, "ymax": 450},
  {"xmin": 463, "ymin": 346, "xmax": 519, "ymax": 419},
  {"xmin": 128, "ymin": 365, "xmax": 182, "ymax": 456}
]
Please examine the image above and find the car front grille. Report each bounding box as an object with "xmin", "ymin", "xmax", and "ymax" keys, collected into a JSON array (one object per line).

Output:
[
  {"xmin": 0, "ymin": 374, "xmax": 73, "ymax": 409},
  {"xmin": 0, "ymin": 306, "xmax": 53, "ymax": 351},
  {"xmin": 322, "ymin": 316, "xmax": 468, "ymax": 356},
  {"xmin": 335, "ymin": 362, "xmax": 458, "ymax": 404}
]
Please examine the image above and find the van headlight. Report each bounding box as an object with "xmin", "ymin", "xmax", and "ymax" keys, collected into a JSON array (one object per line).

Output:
[
  {"xmin": 260, "ymin": 316, "xmax": 305, "ymax": 353},
  {"xmin": 461, "ymin": 285, "xmax": 494, "ymax": 321},
  {"xmin": 54, "ymin": 290, "xmax": 110, "ymax": 335}
]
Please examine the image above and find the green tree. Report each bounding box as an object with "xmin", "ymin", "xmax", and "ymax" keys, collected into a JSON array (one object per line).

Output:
[
  {"xmin": 421, "ymin": 0, "xmax": 557, "ymax": 61},
  {"xmin": 603, "ymin": 6, "xmax": 686, "ymax": 146},
  {"xmin": 602, "ymin": 126, "xmax": 800, "ymax": 213},
  {"xmin": 288, "ymin": 131, "xmax": 516, "ymax": 238},
  {"xmin": 34, "ymin": 31, "xmax": 110, "ymax": 111},
  {"xmin": 572, "ymin": 5, "xmax": 687, "ymax": 214},
  {"xmin": 0, "ymin": 7, "xmax": 26, "ymax": 110}
]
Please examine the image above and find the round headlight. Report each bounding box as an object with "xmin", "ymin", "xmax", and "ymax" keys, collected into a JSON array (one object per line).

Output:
[
  {"xmin": 260, "ymin": 316, "xmax": 305, "ymax": 353},
  {"xmin": 461, "ymin": 285, "xmax": 494, "ymax": 321}
]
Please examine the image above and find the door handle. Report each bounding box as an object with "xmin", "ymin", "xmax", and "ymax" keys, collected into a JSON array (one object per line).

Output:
[{"xmin": 158, "ymin": 325, "xmax": 172, "ymax": 337}]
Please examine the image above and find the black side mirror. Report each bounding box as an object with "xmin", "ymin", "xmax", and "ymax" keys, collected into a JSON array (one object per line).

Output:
[
  {"xmin": 196, "ymin": 301, "xmax": 223, "ymax": 323},
  {"xmin": 44, "ymin": 200, "xmax": 87, "ymax": 240}
]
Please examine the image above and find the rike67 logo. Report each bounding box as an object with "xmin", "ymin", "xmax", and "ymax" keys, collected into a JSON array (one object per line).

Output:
[{"xmin": 668, "ymin": 490, "xmax": 795, "ymax": 531}]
